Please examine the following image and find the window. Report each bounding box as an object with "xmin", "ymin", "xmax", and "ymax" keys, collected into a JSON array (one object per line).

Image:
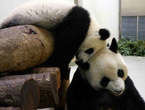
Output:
[
  {"xmin": 138, "ymin": 16, "xmax": 145, "ymax": 40},
  {"xmin": 122, "ymin": 16, "xmax": 137, "ymax": 40},
  {"xmin": 122, "ymin": 16, "xmax": 145, "ymax": 40}
]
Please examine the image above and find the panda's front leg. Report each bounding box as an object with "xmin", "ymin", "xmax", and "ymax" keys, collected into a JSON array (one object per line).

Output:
[
  {"xmin": 66, "ymin": 69, "xmax": 92, "ymax": 110},
  {"xmin": 124, "ymin": 76, "xmax": 145, "ymax": 110}
]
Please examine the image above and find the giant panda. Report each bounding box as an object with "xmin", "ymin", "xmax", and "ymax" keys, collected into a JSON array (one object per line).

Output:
[
  {"xmin": 0, "ymin": 1, "xmax": 110, "ymax": 79},
  {"xmin": 66, "ymin": 38, "xmax": 145, "ymax": 110}
]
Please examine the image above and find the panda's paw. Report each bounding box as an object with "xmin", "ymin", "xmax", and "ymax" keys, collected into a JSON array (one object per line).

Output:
[{"xmin": 75, "ymin": 60, "xmax": 90, "ymax": 70}]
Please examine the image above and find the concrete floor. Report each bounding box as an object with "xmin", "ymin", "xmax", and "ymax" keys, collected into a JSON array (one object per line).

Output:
[
  {"xmin": 39, "ymin": 56, "xmax": 145, "ymax": 110},
  {"xmin": 123, "ymin": 56, "xmax": 145, "ymax": 100}
]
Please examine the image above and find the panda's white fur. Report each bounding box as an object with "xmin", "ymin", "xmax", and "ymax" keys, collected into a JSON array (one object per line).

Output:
[
  {"xmin": 0, "ymin": 1, "xmax": 74, "ymax": 29},
  {"xmin": 106, "ymin": 36, "xmax": 113, "ymax": 47}
]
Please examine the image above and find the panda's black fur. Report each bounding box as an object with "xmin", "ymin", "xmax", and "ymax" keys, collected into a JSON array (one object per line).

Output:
[
  {"xmin": 0, "ymin": 1, "xmax": 110, "ymax": 79},
  {"xmin": 42, "ymin": 6, "xmax": 91, "ymax": 79},
  {"xmin": 66, "ymin": 69, "xmax": 145, "ymax": 110}
]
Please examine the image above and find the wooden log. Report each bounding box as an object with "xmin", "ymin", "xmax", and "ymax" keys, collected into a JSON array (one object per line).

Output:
[
  {"xmin": 0, "ymin": 67, "xmax": 61, "ymax": 90},
  {"xmin": 21, "ymin": 79, "xmax": 40, "ymax": 110},
  {"xmin": 0, "ymin": 107, "xmax": 21, "ymax": 110},
  {"xmin": 0, "ymin": 67, "xmax": 61, "ymax": 108},
  {"xmin": 56, "ymin": 79, "xmax": 70, "ymax": 110},
  {"xmin": 56, "ymin": 68, "xmax": 70, "ymax": 110},
  {"xmin": 0, "ymin": 25, "xmax": 54, "ymax": 73}
]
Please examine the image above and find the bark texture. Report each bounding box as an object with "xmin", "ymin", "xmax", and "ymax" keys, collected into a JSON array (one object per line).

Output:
[{"xmin": 0, "ymin": 25, "xmax": 54, "ymax": 72}]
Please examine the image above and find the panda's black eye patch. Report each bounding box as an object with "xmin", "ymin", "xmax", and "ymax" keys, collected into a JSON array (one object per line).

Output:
[
  {"xmin": 107, "ymin": 43, "xmax": 110, "ymax": 47},
  {"xmin": 85, "ymin": 48, "xmax": 94, "ymax": 54},
  {"xmin": 100, "ymin": 77, "xmax": 110, "ymax": 87},
  {"xmin": 118, "ymin": 69, "xmax": 124, "ymax": 78}
]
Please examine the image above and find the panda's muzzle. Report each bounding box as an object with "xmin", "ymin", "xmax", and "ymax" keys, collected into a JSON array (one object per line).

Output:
[{"xmin": 107, "ymin": 78, "xmax": 125, "ymax": 96}]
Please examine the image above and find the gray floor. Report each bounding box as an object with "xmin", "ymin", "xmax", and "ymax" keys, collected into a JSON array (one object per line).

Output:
[
  {"xmin": 123, "ymin": 56, "xmax": 145, "ymax": 100},
  {"xmin": 39, "ymin": 56, "xmax": 145, "ymax": 110}
]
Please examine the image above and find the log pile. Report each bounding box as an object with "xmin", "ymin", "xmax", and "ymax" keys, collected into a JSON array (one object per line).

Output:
[
  {"xmin": 0, "ymin": 26, "xmax": 70, "ymax": 110},
  {"xmin": 0, "ymin": 67, "xmax": 61, "ymax": 109},
  {"xmin": 0, "ymin": 107, "xmax": 21, "ymax": 110}
]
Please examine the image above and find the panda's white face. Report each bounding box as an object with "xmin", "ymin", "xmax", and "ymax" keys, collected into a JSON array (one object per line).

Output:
[
  {"xmin": 76, "ymin": 16, "xmax": 110, "ymax": 63},
  {"xmin": 81, "ymin": 48, "xmax": 128, "ymax": 96},
  {"xmin": 77, "ymin": 38, "xmax": 128, "ymax": 96},
  {"xmin": 76, "ymin": 36, "xmax": 107, "ymax": 63}
]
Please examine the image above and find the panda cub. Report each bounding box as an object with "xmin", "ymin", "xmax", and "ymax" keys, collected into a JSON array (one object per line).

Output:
[
  {"xmin": 67, "ymin": 38, "xmax": 145, "ymax": 110},
  {"xmin": 0, "ymin": 1, "xmax": 110, "ymax": 79}
]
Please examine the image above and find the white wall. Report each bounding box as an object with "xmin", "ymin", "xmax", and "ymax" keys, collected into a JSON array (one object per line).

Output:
[
  {"xmin": 83, "ymin": 0, "xmax": 119, "ymax": 41},
  {"xmin": 0, "ymin": 0, "xmax": 30, "ymax": 21},
  {"xmin": 122, "ymin": 0, "xmax": 145, "ymax": 16},
  {"xmin": 0, "ymin": 0, "xmax": 119, "ymax": 40},
  {"xmin": 0, "ymin": 0, "xmax": 74, "ymax": 21}
]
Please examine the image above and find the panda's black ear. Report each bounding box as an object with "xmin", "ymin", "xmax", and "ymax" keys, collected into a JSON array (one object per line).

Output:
[
  {"xmin": 109, "ymin": 38, "xmax": 118, "ymax": 53},
  {"xmin": 75, "ymin": 60, "xmax": 90, "ymax": 70},
  {"xmin": 99, "ymin": 29, "xmax": 110, "ymax": 40}
]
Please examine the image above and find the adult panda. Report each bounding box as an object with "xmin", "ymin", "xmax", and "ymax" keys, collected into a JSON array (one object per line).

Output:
[
  {"xmin": 0, "ymin": 1, "xmax": 110, "ymax": 79},
  {"xmin": 67, "ymin": 38, "xmax": 145, "ymax": 110}
]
